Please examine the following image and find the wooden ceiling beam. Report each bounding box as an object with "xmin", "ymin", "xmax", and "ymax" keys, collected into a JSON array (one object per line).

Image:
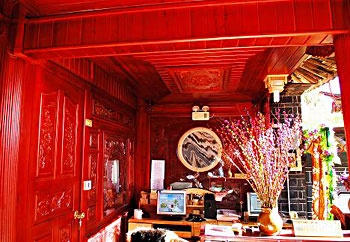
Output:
[
  {"xmin": 21, "ymin": 34, "xmax": 340, "ymax": 60},
  {"xmin": 19, "ymin": 0, "xmax": 348, "ymax": 59}
]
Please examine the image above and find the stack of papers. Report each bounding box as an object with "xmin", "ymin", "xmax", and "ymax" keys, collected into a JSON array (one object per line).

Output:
[
  {"xmin": 204, "ymin": 224, "xmax": 236, "ymax": 237},
  {"xmin": 216, "ymin": 209, "xmax": 241, "ymax": 221}
]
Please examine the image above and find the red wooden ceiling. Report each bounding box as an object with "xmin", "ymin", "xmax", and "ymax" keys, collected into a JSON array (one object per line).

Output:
[{"xmin": 17, "ymin": 0, "xmax": 350, "ymax": 109}]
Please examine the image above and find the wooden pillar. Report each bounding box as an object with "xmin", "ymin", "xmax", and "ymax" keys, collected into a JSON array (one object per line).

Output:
[
  {"xmin": 0, "ymin": 39, "xmax": 24, "ymax": 242},
  {"xmin": 334, "ymin": 34, "xmax": 350, "ymax": 172},
  {"xmin": 134, "ymin": 98, "xmax": 151, "ymax": 205}
]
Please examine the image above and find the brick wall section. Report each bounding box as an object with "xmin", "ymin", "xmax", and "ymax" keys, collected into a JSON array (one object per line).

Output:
[{"xmin": 271, "ymin": 94, "xmax": 308, "ymax": 218}]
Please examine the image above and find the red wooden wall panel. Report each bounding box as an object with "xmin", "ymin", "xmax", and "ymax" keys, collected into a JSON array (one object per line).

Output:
[
  {"xmin": 0, "ymin": 40, "xmax": 25, "ymax": 242},
  {"xmin": 53, "ymin": 59, "xmax": 137, "ymax": 108}
]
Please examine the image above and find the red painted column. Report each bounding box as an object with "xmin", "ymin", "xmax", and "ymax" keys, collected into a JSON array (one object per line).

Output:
[
  {"xmin": 0, "ymin": 39, "xmax": 25, "ymax": 242},
  {"xmin": 134, "ymin": 99, "xmax": 151, "ymax": 205},
  {"xmin": 334, "ymin": 34, "xmax": 350, "ymax": 172}
]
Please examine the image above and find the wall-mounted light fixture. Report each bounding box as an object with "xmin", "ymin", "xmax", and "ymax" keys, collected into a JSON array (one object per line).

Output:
[
  {"xmin": 192, "ymin": 105, "xmax": 210, "ymax": 120},
  {"xmin": 264, "ymin": 74, "xmax": 289, "ymax": 102}
]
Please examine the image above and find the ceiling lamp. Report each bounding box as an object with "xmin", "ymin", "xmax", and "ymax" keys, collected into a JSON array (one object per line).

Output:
[
  {"xmin": 264, "ymin": 74, "xmax": 289, "ymax": 102},
  {"xmin": 192, "ymin": 105, "xmax": 210, "ymax": 121}
]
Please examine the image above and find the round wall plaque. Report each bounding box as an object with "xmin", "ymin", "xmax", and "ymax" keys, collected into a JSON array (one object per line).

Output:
[{"xmin": 177, "ymin": 127, "xmax": 222, "ymax": 172}]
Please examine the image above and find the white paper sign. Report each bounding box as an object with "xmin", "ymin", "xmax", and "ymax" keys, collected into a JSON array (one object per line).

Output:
[
  {"xmin": 150, "ymin": 160, "xmax": 165, "ymax": 190},
  {"xmin": 293, "ymin": 219, "xmax": 343, "ymax": 237}
]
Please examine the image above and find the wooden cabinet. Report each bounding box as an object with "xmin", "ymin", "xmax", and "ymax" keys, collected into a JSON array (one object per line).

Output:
[{"xmin": 83, "ymin": 91, "xmax": 135, "ymax": 237}]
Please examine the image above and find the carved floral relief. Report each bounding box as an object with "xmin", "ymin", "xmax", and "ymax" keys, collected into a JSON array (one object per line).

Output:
[
  {"xmin": 93, "ymin": 100, "xmax": 133, "ymax": 127},
  {"xmin": 58, "ymin": 225, "xmax": 71, "ymax": 242},
  {"xmin": 35, "ymin": 188, "xmax": 73, "ymax": 221},
  {"xmin": 62, "ymin": 97, "xmax": 77, "ymax": 173},
  {"xmin": 37, "ymin": 92, "xmax": 58, "ymax": 178}
]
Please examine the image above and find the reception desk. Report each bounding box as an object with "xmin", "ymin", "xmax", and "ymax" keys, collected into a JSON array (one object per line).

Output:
[
  {"xmin": 201, "ymin": 230, "xmax": 350, "ymax": 241},
  {"xmin": 128, "ymin": 216, "xmax": 350, "ymax": 241},
  {"xmin": 129, "ymin": 216, "xmax": 290, "ymax": 239}
]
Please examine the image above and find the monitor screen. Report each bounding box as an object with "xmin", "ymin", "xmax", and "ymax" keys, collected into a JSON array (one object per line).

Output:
[
  {"xmin": 247, "ymin": 192, "xmax": 262, "ymax": 216},
  {"xmin": 156, "ymin": 190, "xmax": 187, "ymax": 216}
]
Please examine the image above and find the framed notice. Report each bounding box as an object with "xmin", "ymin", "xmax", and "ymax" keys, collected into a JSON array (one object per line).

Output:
[{"xmin": 150, "ymin": 160, "xmax": 165, "ymax": 190}]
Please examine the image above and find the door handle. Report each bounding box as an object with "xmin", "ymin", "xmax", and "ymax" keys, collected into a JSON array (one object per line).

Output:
[{"xmin": 74, "ymin": 211, "xmax": 85, "ymax": 227}]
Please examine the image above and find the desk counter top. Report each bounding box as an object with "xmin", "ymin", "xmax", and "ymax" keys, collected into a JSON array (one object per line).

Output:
[
  {"xmin": 201, "ymin": 229, "xmax": 350, "ymax": 242},
  {"xmin": 128, "ymin": 217, "xmax": 349, "ymax": 241}
]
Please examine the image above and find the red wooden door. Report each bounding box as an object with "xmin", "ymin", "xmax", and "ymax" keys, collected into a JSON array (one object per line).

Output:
[{"xmin": 20, "ymin": 67, "xmax": 85, "ymax": 241}]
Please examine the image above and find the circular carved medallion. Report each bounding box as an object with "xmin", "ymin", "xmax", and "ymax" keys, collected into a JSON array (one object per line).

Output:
[{"xmin": 177, "ymin": 127, "xmax": 222, "ymax": 172}]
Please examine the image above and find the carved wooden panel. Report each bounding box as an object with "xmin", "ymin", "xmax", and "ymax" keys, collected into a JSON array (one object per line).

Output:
[
  {"xmin": 172, "ymin": 68, "xmax": 225, "ymax": 93},
  {"xmin": 35, "ymin": 187, "xmax": 73, "ymax": 222},
  {"xmin": 58, "ymin": 224, "xmax": 72, "ymax": 242},
  {"xmin": 87, "ymin": 129, "xmax": 99, "ymax": 230},
  {"xmin": 93, "ymin": 100, "xmax": 134, "ymax": 128},
  {"xmin": 37, "ymin": 91, "xmax": 59, "ymax": 178},
  {"xmin": 87, "ymin": 206, "xmax": 97, "ymax": 223},
  {"xmin": 34, "ymin": 234, "xmax": 52, "ymax": 242},
  {"xmin": 103, "ymin": 134, "xmax": 127, "ymax": 216},
  {"xmin": 61, "ymin": 96, "xmax": 77, "ymax": 174},
  {"xmin": 87, "ymin": 217, "xmax": 121, "ymax": 242},
  {"xmin": 90, "ymin": 132, "xmax": 98, "ymax": 149},
  {"xmin": 88, "ymin": 153, "xmax": 98, "ymax": 204}
]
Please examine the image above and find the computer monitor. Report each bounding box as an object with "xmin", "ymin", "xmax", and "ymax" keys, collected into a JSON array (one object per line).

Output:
[
  {"xmin": 247, "ymin": 192, "xmax": 262, "ymax": 216},
  {"xmin": 157, "ymin": 190, "xmax": 187, "ymax": 219}
]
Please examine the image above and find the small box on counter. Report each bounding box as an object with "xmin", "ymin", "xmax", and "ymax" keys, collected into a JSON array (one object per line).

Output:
[
  {"xmin": 149, "ymin": 199, "xmax": 157, "ymax": 205},
  {"xmin": 140, "ymin": 198, "xmax": 148, "ymax": 205}
]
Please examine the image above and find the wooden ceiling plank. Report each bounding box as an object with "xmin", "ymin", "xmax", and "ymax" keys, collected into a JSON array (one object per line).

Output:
[
  {"xmin": 294, "ymin": 0, "xmax": 315, "ymax": 32},
  {"xmin": 29, "ymin": 0, "xmax": 289, "ymax": 19},
  {"xmin": 301, "ymin": 63, "xmax": 329, "ymax": 79},
  {"xmin": 145, "ymin": 55, "xmax": 254, "ymax": 63},
  {"xmin": 144, "ymin": 53, "xmax": 258, "ymax": 62},
  {"xmin": 66, "ymin": 18, "xmax": 82, "ymax": 46},
  {"xmin": 276, "ymin": 1, "xmax": 295, "ymax": 33},
  {"xmin": 293, "ymin": 69, "xmax": 319, "ymax": 84},
  {"xmin": 312, "ymin": 0, "xmax": 333, "ymax": 30},
  {"xmin": 138, "ymin": 48, "xmax": 263, "ymax": 58},
  {"xmin": 308, "ymin": 57, "xmax": 336, "ymax": 70},
  {"xmin": 258, "ymin": 1, "xmax": 277, "ymax": 34},
  {"xmin": 241, "ymin": 2, "xmax": 259, "ymax": 36}
]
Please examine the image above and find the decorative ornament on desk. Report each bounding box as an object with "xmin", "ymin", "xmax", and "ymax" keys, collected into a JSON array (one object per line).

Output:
[{"xmin": 215, "ymin": 110, "xmax": 302, "ymax": 235}]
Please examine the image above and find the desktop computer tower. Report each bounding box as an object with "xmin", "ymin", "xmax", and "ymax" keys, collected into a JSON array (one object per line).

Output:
[{"xmin": 204, "ymin": 193, "xmax": 217, "ymax": 219}]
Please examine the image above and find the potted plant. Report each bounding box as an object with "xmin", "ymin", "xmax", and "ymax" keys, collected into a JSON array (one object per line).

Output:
[{"xmin": 216, "ymin": 110, "xmax": 302, "ymax": 235}]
